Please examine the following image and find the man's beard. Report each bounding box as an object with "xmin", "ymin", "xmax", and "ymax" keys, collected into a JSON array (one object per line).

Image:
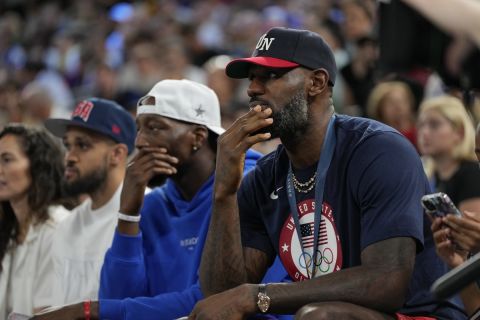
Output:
[
  {"xmin": 63, "ymin": 165, "xmax": 108, "ymax": 197},
  {"xmin": 270, "ymin": 89, "xmax": 310, "ymax": 143}
]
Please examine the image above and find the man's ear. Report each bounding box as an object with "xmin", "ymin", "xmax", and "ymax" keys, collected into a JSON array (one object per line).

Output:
[
  {"xmin": 308, "ymin": 68, "xmax": 330, "ymax": 97},
  {"xmin": 109, "ymin": 144, "xmax": 129, "ymax": 166},
  {"xmin": 191, "ymin": 125, "xmax": 209, "ymax": 150}
]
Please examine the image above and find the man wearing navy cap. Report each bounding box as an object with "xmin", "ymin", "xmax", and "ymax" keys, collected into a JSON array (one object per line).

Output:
[
  {"xmin": 194, "ymin": 27, "xmax": 467, "ymax": 319},
  {"xmin": 45, "ymin": 98, "xmax": 136, "ymax": 306}
]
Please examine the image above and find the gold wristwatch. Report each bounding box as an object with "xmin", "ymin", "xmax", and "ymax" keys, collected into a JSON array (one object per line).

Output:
[{"xmin": 257, "ymin": 284, "xmax": 271, "ymax": 313}]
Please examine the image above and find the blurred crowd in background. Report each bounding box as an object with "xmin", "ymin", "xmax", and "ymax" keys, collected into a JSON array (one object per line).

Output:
[
  {"xmin": 0, "ymin": 0, "xmax": 479, "ymax": 154},
  {"xmin": 1, "ymin": 1, "xmax": 480, "ymax": 318}
]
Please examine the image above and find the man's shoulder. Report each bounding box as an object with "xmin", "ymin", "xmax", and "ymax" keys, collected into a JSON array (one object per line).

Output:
[
  {"xmin": 335, "ymin": 114, "xmax": 415, "ymax": 155},
  {"xmin": 335, "ymin": 114, "xmax": 398, "ymax": 139}
]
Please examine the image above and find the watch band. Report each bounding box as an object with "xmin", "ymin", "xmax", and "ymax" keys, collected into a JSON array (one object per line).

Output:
[{"xmin": 257, "ymin": 284, "xmax": 271, "ymax": 313}]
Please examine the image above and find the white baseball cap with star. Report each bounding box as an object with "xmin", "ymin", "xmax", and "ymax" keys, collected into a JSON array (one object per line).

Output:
[{"xmin": 137, "ymin": 79, "xmax": 225, "ymax": 135}]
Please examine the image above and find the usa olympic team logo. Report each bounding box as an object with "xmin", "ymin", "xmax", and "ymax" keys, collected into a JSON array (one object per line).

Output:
[{"xmin": 279, "ymin": 199, "xmax": 342, "ymax": 281}]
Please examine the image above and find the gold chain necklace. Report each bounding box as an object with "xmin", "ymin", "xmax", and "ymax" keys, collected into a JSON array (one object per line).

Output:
[{"xmin": 292, "ymin": 172, "xmax": 317, "ymax": 193}]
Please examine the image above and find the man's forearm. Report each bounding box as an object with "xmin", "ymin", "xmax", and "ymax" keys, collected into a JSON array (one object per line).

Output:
[
  {"xmin": 267, "ymin": 237, "xmax": 416, "ymax": 314},
  {"xmin": 266, "ymin": 264, "xmax": 410, "ymax": 315},
  {"xmin": 117, "ymin": 219, "xmax": 140, "ymax": 235},
  {"xmin": 99, "ymin": 231, "xmax": 148, "ymax": 299},
  {"xmin": 199, "ymin": 195, "xmax": 249, "ymax": 296}
]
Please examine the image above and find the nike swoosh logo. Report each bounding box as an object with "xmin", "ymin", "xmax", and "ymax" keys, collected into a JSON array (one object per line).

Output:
[{"xmin": 270, "ymin": 186, "xmax": 283, "ymax": 200}]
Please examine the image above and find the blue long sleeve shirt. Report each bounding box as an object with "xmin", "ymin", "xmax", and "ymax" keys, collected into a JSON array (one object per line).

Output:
[{"xmin": 99, "ymin": 150, "xmax": 292, "ymax": 319}]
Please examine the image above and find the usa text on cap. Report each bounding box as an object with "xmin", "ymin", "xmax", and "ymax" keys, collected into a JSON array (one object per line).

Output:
[{"xmin": 45, "ymin": 98, "xmax": 136, "ymax": 154}]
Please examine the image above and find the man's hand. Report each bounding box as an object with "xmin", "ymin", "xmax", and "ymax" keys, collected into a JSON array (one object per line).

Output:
[
  {"xmin": 31, "ymin": 302, "xmax": 99, "ymax": 320},
  {"xmin": 214, "ymin": 105, "xmax": 272, "ymax": 198},
  {"xmin": 189, "ymin": 284, "xmax": 258, "ymax": 320},
  {"xmin": 443, "ymin": 211, "xmax": 480, "ymax": 254},
  {"xmin": 120, "ymin": 147, "xmax": 178, "ymax": 215},
  {"xmin": 432, "ymin": 217, "xmax": 468, "ymax": 268}
]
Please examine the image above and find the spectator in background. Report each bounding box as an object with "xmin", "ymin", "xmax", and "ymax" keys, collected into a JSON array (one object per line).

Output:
[
  {"xmin": 367, "ymin": 81, "xmax": 418, "ymax": 148},
  {"xmin": 19, "ymin": 83, "xmax": 55, "ymax": 124},
  {"xmin": 0, "ymin": 12, "xmax": 26, "ymax": 70},
  {"xmin": 104, "ymin": 2, "xmax": 134, "ymax": 70},
  {"xmin": 118, "ymin": 36, "xmax": 164, "ymax": 95},
  {"xmin": 314, "ymin": 21, "xmax": 350, "ymax": 114},
  {"xmin": 417, "ymin": 95, "xmax": 480, "ymax": 212},
  {"xmin": 226, "ymin": 9, "xmax": 263, "ymax": 57},
  {"xmin": 159, "ymin": 37, "xmax": 206, "ymax": 84},
  {"xmin": 430, "ymin": 123, "xmax": 480, "ymax": 316},
  {"xmin": 340, "ymin": 0, "xmax": 375, "ymax": 45},
  {"xmin": 0, "ymin": 83, "xmax": 22, "ymax": 128},
  {"xmin": 44, "ymin": 98, "xmax": 136, "ymax": 306},
  {"xmin": 420, "ymin": 98, "xmax": 480, "ymax": 315},
  {"xmin": 0, "ymin": 0, "xmax": 366, "ymax": 123},
  {"xmin": 16, "ymin": 61, "xmax": 74, "ymax": 115},
  {"xmin": 90, "ymin": 64, "xmax": 120, "ymax": 102},
  {"xmin": 180, "ymin": 23, "xmax": 225, "ymax": 67},
  {"xmin": 20, "ymin": 82, "xmax": 71, "ymax": 125},
  {"xmin": 203, "ymin": 54, "xmax": 242, "ymax": 128},
  {"xmin": 340, "ymin": 36, "xmax": 378, "ymax": 115},
  {"xmin": 0, "ymin": 124, "xmax": 68, "ymax": 318},
  {"xmin": 44, "ymin": 29, "xmax": 82, "ymax": 87}
]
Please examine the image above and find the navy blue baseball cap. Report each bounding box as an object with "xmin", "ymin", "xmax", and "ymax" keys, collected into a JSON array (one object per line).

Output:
[
  {"xmin": 45, "ymin": 98, "xmax": 136, "ymax": 154},
  {"xmin": 226, "ymin": 27, "xmax": 337, "ymax": 85}
]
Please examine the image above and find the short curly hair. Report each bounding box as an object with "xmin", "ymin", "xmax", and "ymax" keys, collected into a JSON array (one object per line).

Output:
[{"xmin": 0, "ymin": 123, "xmax": 65, "ymax": 272}]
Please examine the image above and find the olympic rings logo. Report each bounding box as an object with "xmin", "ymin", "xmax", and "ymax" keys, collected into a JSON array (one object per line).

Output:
[{"xmin": 297, "ymin": 248, "xmax": 334, "ymax": 274}]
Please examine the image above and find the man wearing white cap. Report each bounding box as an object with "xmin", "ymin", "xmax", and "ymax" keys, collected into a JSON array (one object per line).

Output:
[
  {"xmin": 33, "ymin": 79, "xmax": 290, "ymax": 320},
  {"xmin": 98, "ymin": 78, "xmax": 236, "ymax": 320}
]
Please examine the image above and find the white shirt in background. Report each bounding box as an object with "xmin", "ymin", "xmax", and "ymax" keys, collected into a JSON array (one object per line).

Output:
[
  {"xmin": 0, "ymin": 205, "xmax": 69, "ymax": 318},
  {"xmin": 50, "ymin": 185, "xmax": 122, "ymax": 306}
]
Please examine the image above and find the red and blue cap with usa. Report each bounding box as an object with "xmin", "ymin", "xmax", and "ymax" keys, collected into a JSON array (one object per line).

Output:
[{"xmin": 45, "ymin": 97, "xmax": 136, "ymax": 154}]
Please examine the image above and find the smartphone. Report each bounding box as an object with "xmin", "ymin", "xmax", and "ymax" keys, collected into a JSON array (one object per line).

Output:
[{"xmin": 421, "ymin": 192, "xmax": 462, "ymax": 218}]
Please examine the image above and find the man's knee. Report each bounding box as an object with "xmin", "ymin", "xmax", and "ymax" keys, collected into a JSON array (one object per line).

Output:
[
  {"xmin": 295, "ymin": 302, "xmax": 349, "ymax": 320},
  {"xmin": 295, "ymin": 302, "xmax": 394, "ymax": 320}
]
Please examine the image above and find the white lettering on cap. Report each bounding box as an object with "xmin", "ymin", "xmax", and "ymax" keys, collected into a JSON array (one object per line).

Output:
[{"xmin": 256, "ymin": 34, "xmax": 275, "ymax": 51}]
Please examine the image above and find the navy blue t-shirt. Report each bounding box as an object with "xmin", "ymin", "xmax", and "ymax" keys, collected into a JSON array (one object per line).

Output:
[{"xmin": 238, "ymin": 115, "xmax": 466, "ymax": 319}]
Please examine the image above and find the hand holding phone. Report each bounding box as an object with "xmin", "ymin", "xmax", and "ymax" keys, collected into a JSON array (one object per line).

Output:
[
  {"xmin": 426, "ymin": 193, "xmax": 469, "ymax": 268},
  {"xmin": 421, "ymin": 192, "xmax": 462, "ymax": 218}
]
